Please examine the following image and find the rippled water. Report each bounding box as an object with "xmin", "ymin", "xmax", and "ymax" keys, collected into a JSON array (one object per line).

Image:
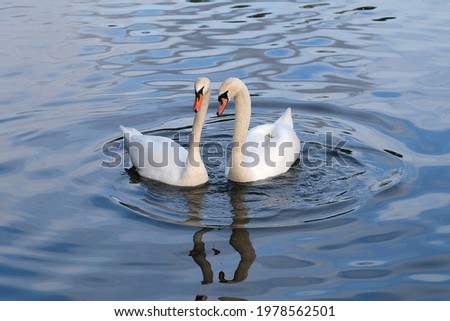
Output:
[
  {"xmin": 1, "ymin": 0, "xmax": 450, "ymax": 300},
  {"xmin": 113, "ymin": 100, "xmax": 404, "ymax": 228}
]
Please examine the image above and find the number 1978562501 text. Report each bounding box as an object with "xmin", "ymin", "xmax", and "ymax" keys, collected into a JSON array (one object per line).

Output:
[{"xmin": 256, "ymin": 305, "xmax": 335, "ymax": 317}]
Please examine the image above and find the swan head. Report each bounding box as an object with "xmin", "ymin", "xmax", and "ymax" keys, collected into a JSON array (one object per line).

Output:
[
  {"xmin": 193, "ymin": 77, "xmax": 210, "ymax": 113},
  {"xmin": 217, "ymin": 77, "xmax": 246, "ymax": 116}
]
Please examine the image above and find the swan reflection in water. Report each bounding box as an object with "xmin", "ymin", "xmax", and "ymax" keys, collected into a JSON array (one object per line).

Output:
[
  {"xmin": 124, "ymin": 168, "xmax": 256, "ymax": 289},
  {"xmin": 189, "ymin": 183, "xmax": 256, "ymax": 286}
]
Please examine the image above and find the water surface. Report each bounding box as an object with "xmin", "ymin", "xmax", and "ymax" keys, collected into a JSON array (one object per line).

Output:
[{"xmin": 1, "ymin": 0, "xmax": 450, "ymax": 300}]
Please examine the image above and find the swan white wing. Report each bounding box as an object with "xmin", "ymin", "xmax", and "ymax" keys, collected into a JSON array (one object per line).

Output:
[
  {"xmin": 120, "ymin": 126, "xmax": 188, "ymax": 185},
  {"xmin": 239, "ymin": 109, "xmax": 300, "ymax": 181}
]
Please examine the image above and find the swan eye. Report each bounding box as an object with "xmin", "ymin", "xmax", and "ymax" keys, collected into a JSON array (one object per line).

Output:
[{"xmin": 218, "ymin": 90, "xmax": 229, "ymax": 102}]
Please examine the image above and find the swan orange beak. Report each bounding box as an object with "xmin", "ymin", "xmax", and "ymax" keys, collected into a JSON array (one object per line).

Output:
[
  {"xmin": 217, "ymin": 98, "xmax": 228, "ymax": 117},
  {"xmin": 193, "ymin": 93, "xmax": 203, "ymax": 113}
]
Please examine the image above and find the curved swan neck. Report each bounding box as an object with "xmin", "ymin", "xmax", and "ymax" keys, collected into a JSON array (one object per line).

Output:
[
  {"xmin": 187, "ymin": 90, "xmax": 210, "ymax": 168},
  {"xmin": 232, "ymin": 86, "xmax": 251, "ymax": 144},
  {"xmin": 229, "ymin": 81, "xmax": 253, "ymax": 182}
]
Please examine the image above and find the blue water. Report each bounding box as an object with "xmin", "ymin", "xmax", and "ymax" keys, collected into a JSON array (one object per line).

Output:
[{"xmin": 1, "ymin": 0, "xmax": 450, "ymax": 300}]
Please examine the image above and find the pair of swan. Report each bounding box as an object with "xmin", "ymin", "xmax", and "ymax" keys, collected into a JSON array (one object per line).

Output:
[{"xmin": 120, "ymin": 78, "xmax": 300, "ymax": 187}]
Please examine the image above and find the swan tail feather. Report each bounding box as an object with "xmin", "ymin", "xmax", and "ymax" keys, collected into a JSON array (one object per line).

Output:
[
  {"xmin": 275, "ymin": 107, "xmax": 294, "ymax": 129},
  {"xmin": 120, "ymin": 125, "xmax": 143, "ymax": 138}
]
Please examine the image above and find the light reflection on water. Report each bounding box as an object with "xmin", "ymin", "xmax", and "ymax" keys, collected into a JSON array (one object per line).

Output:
[{"xmin": 1, "ymin": 0, "xmax": 450, "ymax": 300}]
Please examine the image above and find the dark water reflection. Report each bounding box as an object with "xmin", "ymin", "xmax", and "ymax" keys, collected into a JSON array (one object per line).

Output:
[{"xmin": 1, "ymin": 0, "xmax": 450, "ymax": 300}]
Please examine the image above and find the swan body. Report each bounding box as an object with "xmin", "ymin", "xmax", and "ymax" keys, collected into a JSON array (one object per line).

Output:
[
  {"xmin": 217, "ymin": 78, "xmax": 300, "ymax": 183},
  {"xmin": 120, "ymin": 78, "xmax": 210, "ymax": 187}
]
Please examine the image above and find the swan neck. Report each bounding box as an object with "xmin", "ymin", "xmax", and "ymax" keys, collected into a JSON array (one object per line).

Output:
[
  {"xmin": 187, "ymin": 91, "xmax": 209, "ymax": 169},
  {"xmin": 232, "ymin": 87, "xmax": 251, "ymax": 145},
  {"xmin": 230, "ymin": 85, "xmax": 252, "ymax": 181}
]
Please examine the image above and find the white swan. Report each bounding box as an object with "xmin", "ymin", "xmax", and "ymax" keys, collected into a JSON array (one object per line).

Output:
[
  {"xmin": 120, "ymin": 77, "xmax": 210, "ymax": 187},
  {"xmin": 216, "ymin": 78, "xmax": 300, "ymax": 183}
]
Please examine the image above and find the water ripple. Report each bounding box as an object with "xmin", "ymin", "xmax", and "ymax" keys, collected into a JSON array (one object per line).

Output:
[
  {"xmin": 2, "ymin": 0, "xmax": 450, "ymax": 300},
  {"xmin": 113, "ymin": 100, "xmax": 404, "ymax": 228}
]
